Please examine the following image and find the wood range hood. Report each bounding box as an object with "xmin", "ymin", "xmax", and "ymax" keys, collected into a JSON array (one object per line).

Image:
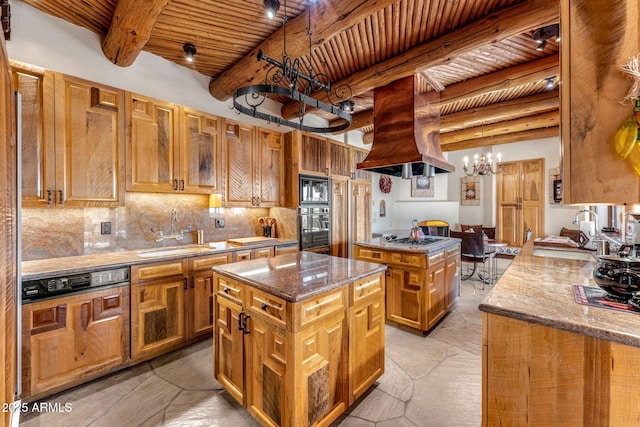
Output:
[{"xmin": 357, "ymin": 75, "xmax": 455, "ymax": 177}]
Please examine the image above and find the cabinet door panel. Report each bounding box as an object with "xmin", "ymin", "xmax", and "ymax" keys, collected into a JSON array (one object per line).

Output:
[
  {"xmin": 386, "ymin": 267, "xmax": 424, "ymax": 330},
  {"xmin": 191, "ymin": 273, "xmax": 214, "ymax": 338},
  {"xmin": 256, "ymin": 128, "xmax": 283, "ymax": 207},
  {"xmin": 214, "ymin": 295, "xmax": 245, "ymax": 405},
  {"xmin": 351, "ymin": 182, "xmax": 372, "ymax": 247},
  {"xmin": 127, "ymin": 94, "xmax": 179, "ymax": 192},
  {"xmin": 350, "ymin": 294, "xmax": 384, "ymax": 402},
  {"xmin": 131, "ymin": 278, "xmax": 186, "ymax": 361},
  {"xmin": 331, "ymin": 178, "xmax": 348, "ymax": 257},
  {"xmin": 445, "ymin": 246, "xmax": 460, "ymax": 310},
  {"xmin": 224, "ymin": 120, "xmax": 254, "ymax": 205},
  {"xmin": 301, "ymin": 134, "xmax": 328, "ymax": 174},
  {"xmin": 427, "ymin": 260, "xmax": 447, "ymax": 329},
  {"xmin": 180, "ymin": 108, "xmax": 219, "ymax": 193},
  {"xmin": 329, "ymin": 142, "xmax": 350, "ymax": 177},
  {"xmin": 56, "ymin": 75, "xmax": 125, "ymax": 206}
]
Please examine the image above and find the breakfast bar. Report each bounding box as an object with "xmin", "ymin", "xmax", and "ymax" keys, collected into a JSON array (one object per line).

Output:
[
  {"xmin": 212, "ymin": 252, "xmax": 387, "ymax": 427},
  {"xmin": 479, "ymin": 241, "xmax": 640, "ymax": 426}
]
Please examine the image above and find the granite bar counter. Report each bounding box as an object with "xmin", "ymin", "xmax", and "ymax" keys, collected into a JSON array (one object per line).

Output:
[
  {"xmin": 212, "ymin": 252, "xmax": 387, "ymax": 426},
  {"xmin": 479, "ymin": 241, "xmax": 640, "ymax": 426}
]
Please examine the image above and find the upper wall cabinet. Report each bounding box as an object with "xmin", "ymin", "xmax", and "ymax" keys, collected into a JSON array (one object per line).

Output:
[
  {"xmin": 126, "ymin": 94, "xmax": 220, "ymax": 194},
  {"xmin": 561, "ymin": 0, "xmax": 640, "ymax": 204},
  {"xmin": 222, "ymin": 120, "xmax": 282, "ymax": 207},
  {"xmin": 351, "ymin": 147, "xmax": 371, "ymax": 182},
  {"xmin": 13, "ymin": 62, "xmax": 125, "ymax": 207}
]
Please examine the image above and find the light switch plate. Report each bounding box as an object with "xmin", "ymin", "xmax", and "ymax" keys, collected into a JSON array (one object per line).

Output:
[
  {"xmin": 101, "ymin": 222, "xmax": 112, "ymax": 234},
  {"xmin": 215, "ymin": 218, "xmax": 225, "ymax": 228}
]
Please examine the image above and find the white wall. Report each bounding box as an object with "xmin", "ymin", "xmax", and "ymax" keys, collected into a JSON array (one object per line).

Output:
[
  {"xmin": 446, "ymin": 137, "xmax": 578, "ymax": 235},
  {"xmin": 7, "ymin": 1, "xmax": 366, "ymax": 146}
]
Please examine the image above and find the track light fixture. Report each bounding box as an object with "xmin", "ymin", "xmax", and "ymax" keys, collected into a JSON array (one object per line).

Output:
[
  {"xmin": 264, "ymin": 0, "xmax": 280, "ymax": 19},
  {"xmin": 532, "ymin": 24, "xmax": 560, "ymax": 51},
  {"xmin": 545, "ymin": 76, "xmax": 556, "ymax": 90},
  {"xmin": 183, "ymin": 43, "xmax": 196, "ymax": 62}
]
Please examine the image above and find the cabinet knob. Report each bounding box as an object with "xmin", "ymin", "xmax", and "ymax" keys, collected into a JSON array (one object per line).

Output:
[
  {"xmin": 47, "ymin": 189, "xmax": 52, "ymax": 205},
  {"xmin": 174, "ymin": 179, "xmax": 179, "ymax": 191},
  {"xmin": 261, "ymin": 303, "xmax": 268, "ymax": 311},
  {"xmin": 223, "ymin": 286, "xmax": 230, "ymax": 293},
  {"xmin": 58, "ymin": 189, "xmax": 64, "ymax": 204}
]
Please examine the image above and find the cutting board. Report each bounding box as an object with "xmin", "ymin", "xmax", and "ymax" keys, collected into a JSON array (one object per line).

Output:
[{"xmin": 226, "ymin": 236, "xmax": 278, "ymax": 246}]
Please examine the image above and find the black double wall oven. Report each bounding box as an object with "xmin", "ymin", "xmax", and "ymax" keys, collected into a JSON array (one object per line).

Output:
[{"xmin": 299, "ymin": 175, "xmax": 331, "ymax": 254}]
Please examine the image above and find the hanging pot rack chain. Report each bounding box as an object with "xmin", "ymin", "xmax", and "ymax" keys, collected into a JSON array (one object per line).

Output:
[{"xmin": 231, "ymin": 0, "xmax": 353, "ymax": 133}]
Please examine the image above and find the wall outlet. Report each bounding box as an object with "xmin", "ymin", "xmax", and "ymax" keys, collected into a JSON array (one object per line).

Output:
[
  {"xmin": 101, "ymin": 221, "xmax": 112, "ymax": 234},
  {"xmin": 215, "ymin": 218, "xmax": 225, "ymax": 228}
]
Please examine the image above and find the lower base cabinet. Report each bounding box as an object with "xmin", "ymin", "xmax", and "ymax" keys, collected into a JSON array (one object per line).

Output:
[
  {"xmin": 21, "ymin": 285, "xmax": 130, "ymax": 399},
  {"xmin": 355, "ymin": 244, "xmax": 460, "ymax": 333},
  {"xmin": 214, "ymin": 271, "xmax": 385, "ymax": 426}
]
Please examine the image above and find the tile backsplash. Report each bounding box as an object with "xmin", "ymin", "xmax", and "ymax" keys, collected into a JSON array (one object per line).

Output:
[{"xmin": 22, "ymin": 193, "xmax": 298, "ymax": 261}]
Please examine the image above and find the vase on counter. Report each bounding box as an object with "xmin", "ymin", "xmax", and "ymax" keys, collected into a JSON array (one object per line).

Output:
[{"xmin": 263, "ymin": 226, "xmax": 272, "ymax": 237}]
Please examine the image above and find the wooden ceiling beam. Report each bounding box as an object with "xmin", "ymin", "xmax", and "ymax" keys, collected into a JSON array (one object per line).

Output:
[
  {"xmin": 333, "ymin": 58, "xmax": 559, "ymax": 134},
  {"xmin": 440, "ymin": 110, "xmax": 559, "ymax": 144},
  {"xmin": 102, "ymin": 0, "xmax": 171, "ymax": 66},
  {"xmin": 207, "ymin": 0, "xmax": 399, "ymax": 101},
  {"xmin": 440, "ymin": 126, "xmax": 560, "ymax": 151},
  {"xmin": 282, "ymin": 0, "xmax": 558, "ymax": 119}
]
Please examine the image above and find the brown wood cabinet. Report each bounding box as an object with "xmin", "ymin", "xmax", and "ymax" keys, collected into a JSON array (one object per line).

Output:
[
  {"xmin": 13, "ymin": 64, "xmax": 126, "ymax": 207},
  {"xmin": 350, "ymin": 146, "xmax": 371, "ymax": 181},
  {"xmin": 331, "ymin": 178, "xmax": 349, "ymax": 257},
  {"xmin": 21, "ymin": 285, "xmax": 130, "ymax": 399},
  {"xmin": 483, "ymin": 312, "xmax": 640, "ymax": 426},
  {"xmin": 214, "ymin": 270, "xmax": 385, "ymax": 426},
  {"xmin": 497, "ymin": 159, "xmax": 544, "ymax": 246},
  {"xmin": 355, "ymin": 244, "xmax": 460, "ymax": 333},
  {"xmin": 561, "ymin": 0, "xmax": 640, "ymax": 204},
  {"xmin": 350, "ymin": 181, "xmax": 372, "ymax": 253},
  {"xmin": 222, "ymin": 120, "xmax": 283, "ymax": 207},
  {"xmin": 131, "ymin": 253, "xmax": 233, "ymax": 361},
  {"xmin": 283, "ymin": 130, "xmax": 353, "ymax": 207},
  {"xmin": 127, "ymin": 94, "xmax": 219, "ymax": 194}
]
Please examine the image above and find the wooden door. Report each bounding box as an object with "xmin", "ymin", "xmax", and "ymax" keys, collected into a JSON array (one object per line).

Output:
[
  {"xmin": 55, "ymin": 74, "xmax": 125, "ymax": 206},
  {"xmin": 127, "ymin": 93, "xmax": 180, "ymax": 192},
  {"xmin": 130, "ymin": 277, "xmax": 186, "ymax": 361},
  {"xmin": 255, "ymin": 127, "xmax": 283, "ymax": 207},
  {"xmin": 497, "ymin": 159, "xmax": 544, "ymax": 246},
  {"xmin": 351, "ymin": 181, "xmax": 372, "ymax": 250},
  {"xmin": 11, "ymin": 63, "xmax": 55, "ymax": 207},
  {"xmin": 331, "ymin": 178, "xmax": 349, "ymax": 257},
  {"xmin": 223, "ymin": 119, "xmax": 254, "ymax": 206},
  {"xmin": 179, "ymin": 107, "xmax": 220, "ymax": 194},
  {"xmin": 22, "ymin": 286, "xmax": 129, "ymax": 398},
  {"xmin": 386, "ymin": 267, "xmax": 425, "ymax": 330},
  {"xmin": 214, "ymin": 294, "xmax": 245, "ymax": 405},
  {"xmin": 427, "ymin": 257, "xmax": 447, "ymax": 329},
  {"xmin": 0, "ymin": 37, "xmax": 16, "ymax": 426},
  {"xmin": 349, "ymin": 274, "xmax": 384, "ymax": 403}
]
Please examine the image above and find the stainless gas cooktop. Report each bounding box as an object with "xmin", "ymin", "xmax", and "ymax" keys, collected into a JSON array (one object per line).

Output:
[{"xmin": 391, "ymin": 237, "xmax": 442, "ymax": 245}]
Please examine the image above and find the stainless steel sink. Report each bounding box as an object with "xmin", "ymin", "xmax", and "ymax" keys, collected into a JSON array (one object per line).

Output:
[
  {"xmin": 136, "ymin": 247, "xmax": 215, "ymax": 258},
  {"xmin": 532, "ymin": 248, "xmax": 595, "ymax": 261}
]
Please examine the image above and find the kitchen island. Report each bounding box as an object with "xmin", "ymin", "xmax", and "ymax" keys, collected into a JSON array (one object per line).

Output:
[
  {"xmin": 480, "ymin": 241, "xmax": 640, "ymax": 426},
  {"xmin": 212, "ymin": 252, "xmax": 386, "ymax": 427},
  {"xmin": 354, "ymin": 236, "xmax": 460, "ymax": 333}
]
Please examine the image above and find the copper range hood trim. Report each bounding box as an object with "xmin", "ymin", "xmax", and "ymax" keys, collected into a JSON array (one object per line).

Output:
[{"xmin": 357, "ymin": 75, "xmax": 455, "ymax": 177}]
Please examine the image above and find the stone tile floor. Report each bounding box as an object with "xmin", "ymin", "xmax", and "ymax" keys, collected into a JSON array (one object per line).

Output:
[{"xmin": 20, "ymin": 259, "xmax": 509, "ymax": 427}]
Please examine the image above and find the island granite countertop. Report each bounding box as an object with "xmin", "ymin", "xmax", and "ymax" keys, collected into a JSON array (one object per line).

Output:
[
  {"xmin": 212, "ymin": 251, "xmax": 387, "ymax": 302},
  {"xmin": 353, "ymin": 235, "xmax": 461, "ymax": 254},
  {"xmin": 479, "ymin": 240, "xmax": 640, "ymax": 348}
]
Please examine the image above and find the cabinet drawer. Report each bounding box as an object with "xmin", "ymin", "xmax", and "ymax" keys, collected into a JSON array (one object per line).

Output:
[
  {"xmin": 297, "ymin": 289, "xmax": 345, "ymax": 330},
  {"xmin": 215, "ymin": 275, "xmax": 244, "ymax": 306},
  {"xmin": 354, "ymin": 247, "xmax": 385, "ymax": 263},
  {"xmin": 191, "ymin": 253, "xmax": 232, "ymax": 271},
  {"xmin": 234, "ymin": 249, "xmax": 253, "ymax": 261},
  {"xmin": 132, "ymin": 260, "xmax": 186, "ymax": 282},
  {"xmin": 388, "ymin": 252, "xmax": 426, "ymax": 268},
  {"xmin": 427, "ymin": 250, "xmax": 446, "ymax": 267},
  {"xmin": 351, "ymin": 273, "xmax": 384, "ymax": 305},
  {"xmin": 247, "ymin": 287, "xmax": 287, "ymax": 327},
  {"xmin": 253, "ymin": 247, "xmax": 273, "ymax": 259}
]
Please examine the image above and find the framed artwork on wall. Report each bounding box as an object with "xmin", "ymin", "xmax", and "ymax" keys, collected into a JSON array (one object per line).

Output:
[
  {"xmin": 461, "ymin": 176, "xmax": 480, "ymax": 205},
  {"xmin": 411, "ymin": 176, "xmax": 434, "ymax": 197}
]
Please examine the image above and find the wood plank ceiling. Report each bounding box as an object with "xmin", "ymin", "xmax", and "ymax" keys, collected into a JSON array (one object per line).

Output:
[{"xmin": 19, "ymin": 0, "xmax": 560, "ymax": 152}]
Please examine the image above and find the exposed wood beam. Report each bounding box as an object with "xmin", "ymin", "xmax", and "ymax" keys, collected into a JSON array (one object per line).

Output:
[
  {"xmin": 440, "ymin": 111, "xmax": 559, "ymax": 144},
  {"xmin": 439, "ymin": 90, "xmax": 559, "ymax": 132},
  {"xmin": 440, "ymin": 127, "xmax": 559, "ymax": 151},
  {"xmin": 282, "ymin": 0, "xmax": 558, "ymax": 119},
  {"xmin": 330, "ymin": 54, "xmax": 559, "ymax": 133},
  {"xmin": 102, "ymin": 0, "xmax": 171, "ymax": 67},
  {"xmin": 207, "ymin": 0, "xmax": 399, "ymax": 101}
]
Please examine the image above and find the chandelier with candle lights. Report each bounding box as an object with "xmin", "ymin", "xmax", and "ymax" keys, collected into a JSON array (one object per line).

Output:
[{"xmin": 463, "ymin": 152, "xmax": 502, "ymax": 177}]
